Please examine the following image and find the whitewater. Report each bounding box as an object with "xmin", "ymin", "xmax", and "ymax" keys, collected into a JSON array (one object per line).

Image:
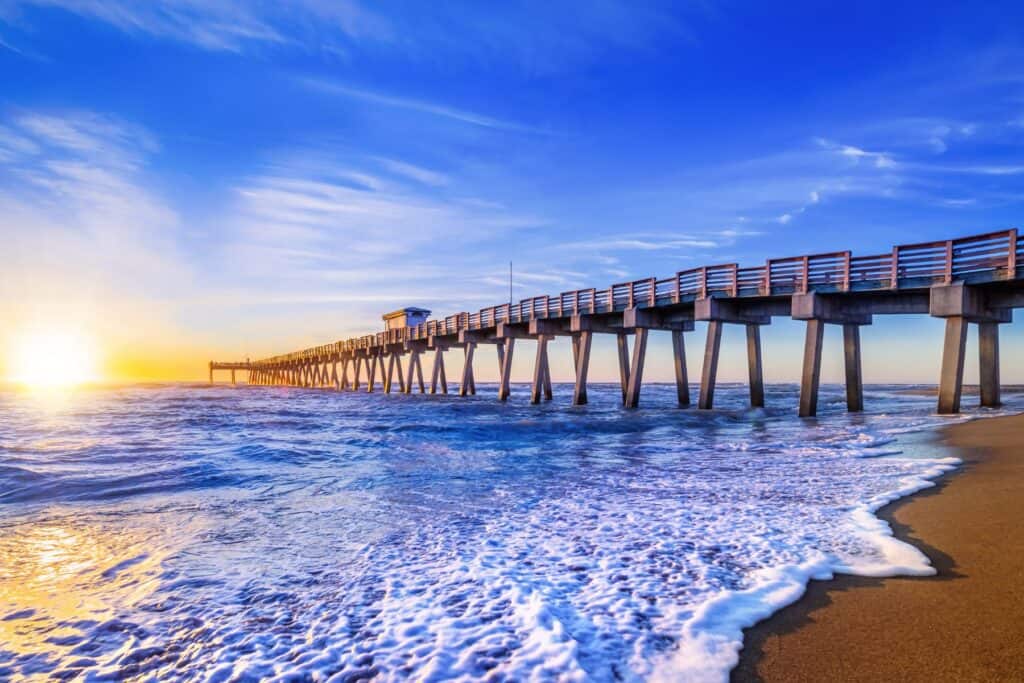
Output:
[{"xmin": 0, "ymin": 383, "xmax": 1015, "ymax": 681}]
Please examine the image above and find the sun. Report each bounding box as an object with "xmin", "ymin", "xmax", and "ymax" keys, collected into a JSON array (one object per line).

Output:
[{"xmin": 7, "ymin": 328, "xmax": 100, "ymax": 388}]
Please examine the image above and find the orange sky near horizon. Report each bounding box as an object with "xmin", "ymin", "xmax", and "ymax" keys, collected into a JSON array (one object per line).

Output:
[{"xmin": 3, "ymin": 312, "xmax": 1020, "ymax": 387}]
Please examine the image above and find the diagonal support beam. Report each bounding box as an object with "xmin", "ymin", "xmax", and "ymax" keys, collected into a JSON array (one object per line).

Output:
[
  {"xmin": 498, "ymin": 338, "xmax": 516, "ymax": 401},
  {"xmin": 624, "ymin": 328, "xmax": 648, "ymax": 408},
  {"xmin": 531, "ymin": 336, "xmax": 549, "ymax": 404},
  {"xmin": 384, "ymin": 353, "xmax": 396, "ymax": 393},
  {"xmin": 460, "ymin": 343, "xmax": 477, "ymax": 397},
  {"xmin": 396, "ymin": 354, "xmax": 407, "ymax": 394},
  {"xmin": 431, "ymin": 348, "xmax": 447, "ymax": 394},
  {"xmin": 616, "ymin": 333, "xmax": 630, "ymax": 404},
  {"xmin": 672, "ymin": 329, "xmax": 690, "ymax": 407},
  {"xmin": 699, "ymin": 321, "xmax": 723, "ymax": 410},
  {"xmin": 367, "ymin": 354, "xmax": 379, "ymax": 393},
  {"xmin": 542, "ymin": 345, "xmax": 553, "ymax": 401},
  {"xmin": 573, "ymin": 331, "xmax": 593, "ymax": 405},
  {"xmin": 404, "ymin": 351, "xmax": 416, "ymax": 394},
  {"xmin": 414, "ymin": 351, "xmax": 425, "ymax": 393}
]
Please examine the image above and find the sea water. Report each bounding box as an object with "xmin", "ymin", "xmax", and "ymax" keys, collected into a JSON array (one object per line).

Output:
[{"xmin": 0, "ymin": 383, "xmax": 1017, "ymax": 681}]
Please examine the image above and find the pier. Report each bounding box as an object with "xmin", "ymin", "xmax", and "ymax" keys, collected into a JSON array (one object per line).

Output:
[
  {"xmin": 208, "ymin": 361, "xmax": 250, "ymax": 386},
  {"xmin": 213, "ymin": 229, "xmax": 1022, "ymax": 416}
]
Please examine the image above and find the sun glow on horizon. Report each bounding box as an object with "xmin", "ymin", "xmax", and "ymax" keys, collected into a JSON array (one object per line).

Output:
[{"xmin": 7, "ymin": 328, "xmax": 101, "ymax": 388}]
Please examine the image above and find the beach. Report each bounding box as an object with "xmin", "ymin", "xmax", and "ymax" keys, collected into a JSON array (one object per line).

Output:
[{"xmin": 734, "ymin": 412, "xmax": 1024, "ymax": 682}]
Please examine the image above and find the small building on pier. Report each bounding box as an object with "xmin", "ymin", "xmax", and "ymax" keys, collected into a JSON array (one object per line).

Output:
[{"xmin": 383, "ymin": 307, "xmax": 431, "ymax": 331}]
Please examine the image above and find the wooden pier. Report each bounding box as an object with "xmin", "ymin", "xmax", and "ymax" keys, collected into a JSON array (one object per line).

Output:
[
  {"xmin": 213, "ymin": 229, "xmax": 1023, "ymax": 416},
  {"xmin": 209, "ymin": 361, "xmax": 250, "ymax": 386}
]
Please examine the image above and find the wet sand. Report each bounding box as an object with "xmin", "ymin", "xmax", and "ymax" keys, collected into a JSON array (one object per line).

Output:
[{"xmin": 733, "ymin": 413, "xmax": 1024, "ymax": 682}]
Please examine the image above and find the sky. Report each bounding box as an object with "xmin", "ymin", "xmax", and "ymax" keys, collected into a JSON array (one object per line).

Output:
[{"xmin": 1, "ymin": 0, "xmax": 1023, "ymax": 385}]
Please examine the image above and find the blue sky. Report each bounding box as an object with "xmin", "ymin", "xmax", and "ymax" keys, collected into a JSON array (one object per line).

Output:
[{"xmin": 1, "ymin": 1, "xmax": 1023, "ymax": 383}]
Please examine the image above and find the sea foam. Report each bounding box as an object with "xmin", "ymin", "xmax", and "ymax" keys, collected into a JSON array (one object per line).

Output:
[{"xmin": 0, "ymin": 382, "xmax": 1014, "ymax": 681}]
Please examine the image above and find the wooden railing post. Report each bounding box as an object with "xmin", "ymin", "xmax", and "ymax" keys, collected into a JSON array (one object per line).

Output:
[
  {"xmin": 842, "ymin": 251, "xmax": 851, "ymax": 291},
  {"xmin": 801, "ymin": 256, "xmax": 810, "ymax": 294},
  {"xmin": 890, "ymin": 246, "xmax": 899, "ymax": 289},
  {"xmin": 944, "ymin": 240, "xmax": 954, "ymax": 284},
  {"xmin": 674, "ymin": 272, "xmax": 682, "ymax": 303},
  {"xmin": 730, "ymin": 265, "xmax": 738, "ymax": 297},
  {"xmin": 649, "ymin": 277, "xmax": 656, "ymax": 306},
  {"xmin": 627, "ymin": 283, "xmax": 634, "ymax": 309},
  {"xmin": 1008, "ymin": 229, "xmax": 1018, "ymax": 280},
  {"xmin": 765, "ymin": 261, "xmax": 772, "ymax": 296},
  {"xmin": 699, "ymin": 267, "xmax": 708, "ymax": 299}
]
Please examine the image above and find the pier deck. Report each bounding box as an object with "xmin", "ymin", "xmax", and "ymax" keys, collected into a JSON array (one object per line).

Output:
[{"xmin": 215, "ymin": 229, "xmax": 1023, "ymax": 416}]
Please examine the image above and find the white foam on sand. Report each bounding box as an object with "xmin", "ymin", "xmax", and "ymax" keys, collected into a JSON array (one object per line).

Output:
[{"xmin": 650, "ymin": 456, "xmax": 960, "ymax": 682}]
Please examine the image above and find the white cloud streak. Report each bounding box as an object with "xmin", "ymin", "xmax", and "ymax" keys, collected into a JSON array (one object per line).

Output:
[
  {"xmin": 8, "ymin": 0, "xmax": 390, "ymax": 53},
  {"xmin": 374, "ymin": 157, "xmax": 449, "ymax": 187},
  {"xmin": 816, "ymin": 137, "xmax": 896, "ymax": 168},
  {"xmin": 6, "ymin": 0, "xmax": 693, "ymax": 75},
  {"xmin": 299, "ymin": 77, "xmax": 540, "ymax": 132}
]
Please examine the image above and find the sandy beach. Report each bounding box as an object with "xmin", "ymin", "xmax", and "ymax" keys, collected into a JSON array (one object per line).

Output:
[{"xmin": 733, "ymin": 413, "xmax": 1024, "ymax": 682}]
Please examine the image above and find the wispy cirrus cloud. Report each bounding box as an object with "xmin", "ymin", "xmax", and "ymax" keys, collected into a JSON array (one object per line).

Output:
[
  {"xmin": 5, "ymin": 0, "xmax": 391, "ymax": 53},
  {"xmin": 933, "ymin": 164, "xmax": 1024, "ymax": 176},
  {"xmin": 299, "ymin": 77, "xmax": 542, "ymax": 132},
  {"xmin": 555, "ymin": 229, "xmax": 760, "ymax": 254},
  {"xmin": 855, "ymin": 117, "xmax": 979, "ymax": 155},
  {"xmin": 373, "ymin": 157, "xmax": 449, "ymax": 187},
  {"xmin": 216, "ymin": 147, "xmax": 549, "ymax": 322},
  {"xmin": 775, "ymin": 190, "xmax": 821, "ymax": 224},
  {"xmin": 4, "ymin": 0, "xmax": 696, "ymax": 73},
  {"xmin": 0, "ymin": 32, "xmax": 42, "ymax": 58},
  {"xmin": 815, "ymin": 137, "xmax": 896, "ymax": 168},
  {"xmin": 0, "ymin": 110, "xmax": 171, "ymax": 232}
]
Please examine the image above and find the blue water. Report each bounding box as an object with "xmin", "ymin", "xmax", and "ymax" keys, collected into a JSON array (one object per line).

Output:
[{"xmin": 0, "ymin": 383, "xmax": 1015, "ymax": 681}]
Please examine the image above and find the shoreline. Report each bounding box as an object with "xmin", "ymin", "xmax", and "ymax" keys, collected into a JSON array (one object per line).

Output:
[{"xmin": 732, "ymin": 412, "xmax": 1024, "ymax": 682}]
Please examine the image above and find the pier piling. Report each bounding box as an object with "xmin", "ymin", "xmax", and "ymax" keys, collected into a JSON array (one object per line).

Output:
[
  {"xmin": 498, "ymin": 339, "xmax": 516, "ymax": 401},
  {"xmin": 798, "ymin": 320, "xmax": 825, "ymax": 418},
  {"xmin": 672, "ymin": 330, "xmax": 690, "ymax": 407},
  {"xmin": 745, "ymin": 325, "xmax": 764, "ymax": 408},
  {"xmin": 430, "ymin": 347, "xmax": 448, "ymax": 394},
  {"xmin": 843, "ymin": 324, "xmax": 864, "ymax": 412},
  {"xmin": 699, "ymin": 321, "xmax": 723, "ymax": 410},
  {"xmin": 937, "ymin": 317, "xmax": 968, "ymax": 414},
  {"xmin": 530, "ymin": 336, "xmax": 553, "ymax": 404},
  {"xmin": 572, "ymin": 332, "xmax": 593, "ymax": 405},
  {"xmin": 616, "ymin": 333, "xmax": 631, "ymax": 404},
  {"xmin": 978, "ymin": 322, "xmax": 1001, "ymax": 408},
  {"xmin": 624, "ymin": 328, "xmax": 648, "ymax": 408},
  {"xmin": 460, "ymin": 343, "xmax": 476, "ymax": 396}
]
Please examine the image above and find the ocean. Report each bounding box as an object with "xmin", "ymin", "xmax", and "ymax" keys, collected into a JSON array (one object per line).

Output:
[{"xmin": 0, "ymin": 383, "xmax": 1016, "ymax": 681}]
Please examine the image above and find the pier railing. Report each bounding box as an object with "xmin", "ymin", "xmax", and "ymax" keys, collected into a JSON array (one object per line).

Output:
[{"xmin": 251, "ymin": 228, "xmax": 1021, "ymax": 364}]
